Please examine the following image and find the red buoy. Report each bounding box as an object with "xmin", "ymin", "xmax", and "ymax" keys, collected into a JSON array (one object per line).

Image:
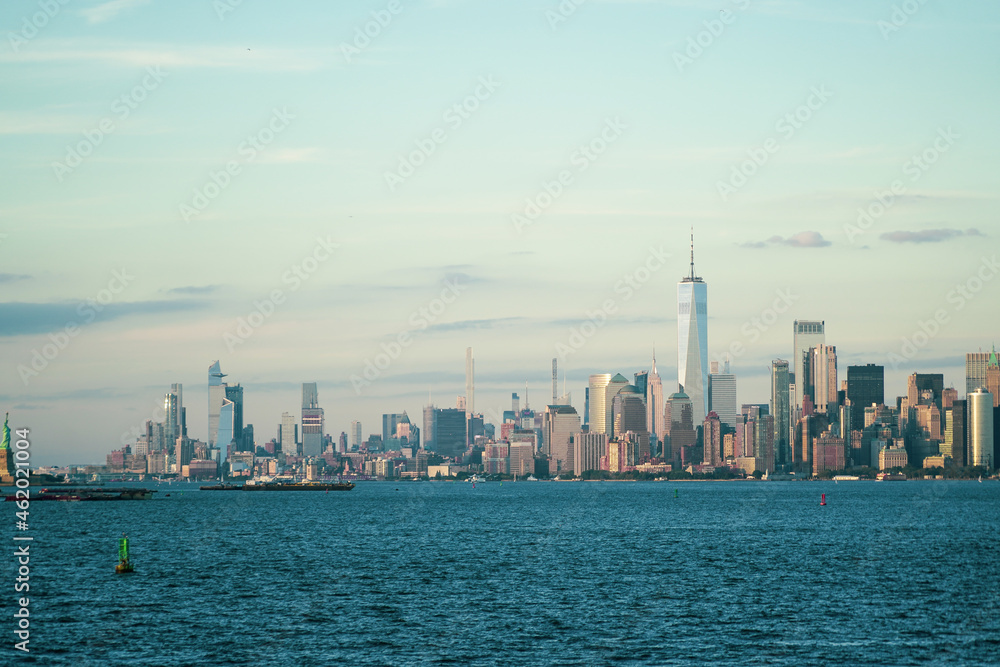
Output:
[{"xmin": 820, "ymin": 493, "xmax": 826, "ymax": 506}]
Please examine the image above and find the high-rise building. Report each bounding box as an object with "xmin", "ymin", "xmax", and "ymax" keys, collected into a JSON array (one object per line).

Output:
[
  {"xmin": 969, "ymin": 388, "xmax": 994, "ymax": 468},
  {"xmin": 351, "ymin": 421, "xmax": 362, "ymax": 450},
  {"xmin": 225, "ymin": 384, "xmax": 244, "ymax": 451},
  {"xmin": 647, "ymin": 350, "xmax": 664, "ymax": 443},
  {"xmin": 543, "ymin": 405, "xmax": 581, "ymax": 474},
  {"xmin": 708, "ymin": 360, "xmax": 738, "ymax": 428},
  {"xmin": 301, "ymin": 383, "xmax": 324, "ymax": 457},
  {"xmin": 810, "ymin": 344, "xmax": 838, "ymax": 415},
  {"xmin": 431, "ymin": 407, "xmax": 466, "ymax": 459},
  {"xmin": 604, "ymin": 373, "xmax": 630, "ymax": 435},
  {"xmin": 164, "ymin": 383, "xmax": 183, "ymax": 444},
  {"xmin": 846, "ymin": 364, "xmax": 884, "ymax": 433},
  {"xmin": 677, "ymin": 231, "xmax": 709, "ymax": 422},
  {"xmin": 207, "ymin": 361, "xmax": 227, "ymax": 448},
  {"xmin": 588, "ymin": 374, "xmax": 613, "ymax": 435},
  {"xmin": 703, "ymin": 411, "xmax": 722, "ymax": 466},
  {"xmin": 382, "ymin": 413, "xmax": 406, "ymax": 445},
  {"xmin": 279, "ymin": 412, "xmax": 296, "ymax": 455},
  {"xmin": 908, "ymin": 373, "xmax": 944, "ymax": 412},
  {"xmin": 793, "ymin": 321, "xmax": 825, "ymax": 408},
  {"xmin": 573, "ymin": 432, "xmax": 606, "ymax": 476},
  {"xmin": 665, "ymin": 390, "xmax": 696, "ymax": 467},
  {"xmin": 612, "ymin": 385, "xmax": 648, "ymax": 459},
  {"xmin": 966, "ymin": 348, "xmax": 1000, "ymax": 403},
  {"xmin": 943, "ymin": 400, "xmax": 966, "ymax": 467},
  {"xmin": 423, "ymin": 405, "xmax": 436, "ymax": 450},
  {"xmin": 770, "ymin": 359, "xmax": 790, "ymax": 468}
]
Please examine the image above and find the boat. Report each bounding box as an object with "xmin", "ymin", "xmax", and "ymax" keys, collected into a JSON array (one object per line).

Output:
[
  {"xmin": 526, "ymin": 475, "xmax": 538, "ymax": 481},
  {"xmin": 876, "ymin": 472, "xmax": 906, "ymax": 481},
  {"xmin": 115, "ymin": 534, "xmax": 134, "ymax": 574},
  {"xmin": 5, "ymin": 488, "xmax": 155, "ymax": 501},
  {"xmin": 201, "ymin": 482, "xmax": 355, "ymax": 491}
]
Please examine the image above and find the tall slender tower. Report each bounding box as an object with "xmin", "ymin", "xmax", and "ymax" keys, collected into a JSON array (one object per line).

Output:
[
  {"xmin": 552, "ymin": 358, "xmax": 558, "ymax": 405},
  {"xmin": 647, "ymin": 349, "xmax": 664, "ymax": 444},
  {"xmin": 677, "ymin": 229, "xmax": 709, "ymax": 422},
  {"xmin": 208, "ymin": 361, "xmax": 227, "ymax": 448},
  {"xmin": 465, "ymin": 347, "xmax": 474, "ymax": 416},
  {"xmin": 770, "ymin": 359, "xmax": 790, "ymax": 468}
]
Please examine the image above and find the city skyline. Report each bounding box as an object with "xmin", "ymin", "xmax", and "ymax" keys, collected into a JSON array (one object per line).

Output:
[{"xmin": 1, "ymin": 1, "xmax": 998, "ymax": 465}]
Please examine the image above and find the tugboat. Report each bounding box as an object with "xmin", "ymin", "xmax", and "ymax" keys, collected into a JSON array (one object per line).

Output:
[{"xmin": 115, "ymin": 534, "xmax": 134, "ymax": 574}]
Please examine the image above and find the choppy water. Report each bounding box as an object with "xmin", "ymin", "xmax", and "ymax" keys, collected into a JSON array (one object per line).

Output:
[{"xmin": 6, "ymin": 480, "xmax": 1000, "ymax": 665}]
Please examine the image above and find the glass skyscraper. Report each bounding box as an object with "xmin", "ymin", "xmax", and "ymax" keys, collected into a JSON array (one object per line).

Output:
[
  {"xmin": 793, "ymin": 321, "xmax": 824, "ymax": 409},
  {"xmin": 677, "ymin": 234, "xmax": 708, "ymax": 423},
  {"xmin": 207, "ymin": 361, "xmax": 227, "ymax": 449}
]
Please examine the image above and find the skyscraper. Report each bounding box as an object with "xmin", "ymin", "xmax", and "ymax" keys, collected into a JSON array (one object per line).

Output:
[
  {"xmin": 431, "ymin": 407, "xmax": 466, "ymax": 459},
  {"xmin": 677, "ymin": 231, "xmax": 708, "ymax": 422},
  {"xmin": 207, "ymin": 361, "xmax": 227, "ymax": 449},
  {"xmin": 665, "ymin": 390, "xmax": 696, "ymax": 467},
  {"xmin": 280, "ymin": 412, "xmax": 296, "ymax": 455},
  {"xmin": 770, "ymin": 360, "xmax": 790, "ymax": 468},
  {"xmin": 810, "ymin": 344, "xmax": 837, "ymax": 414},
  {"xmin": 612, "ymin": 385, "xmax": 649, "ymax": 459},
  {"xmin": 703, "ymin": 411, "xmax": 722, "ymax": 466},
  {"xmin": 708, "ymin": 359, "xmax": 738, "ymax": 427},
  {"xmin": 164, "ymin": 383, "xmax": 183, "ymax": 444},
  {"xmin": 966, "ymin": 348, "xmax": 1000, "ymax": 406},
  {"xmin": 301, "ymin": 382, "xmax": 324, "ymax": 457},
  {"xmin": 382, "ymin": 413, "xmax": 406, "ymax": 444},
  {"xmin": 969, "ymin": 388, "xmax": 994, "ymax": 468},
  {"xmin": 225, "ymin": 384, "xmax": 244, "ymax": 451},
  {"xmin": 218, "ymin": 397, "xmax": 235, "ymax": 462},
  {"xmin": 846, "ymin": 364, "xmax": 884, "ymax": 433},
  {"xmin": 604, "ymin": 373, "xmax": 630, "ymax": 435},
  {"xmin": 588, "ymin": 374, "xmax": 612, "ymax": 434},
  {"xmin": 350, "ymin": 421, "xmax": 362, "ymax": 450},
  {"xmin": 647, "ymin": 350, "xmax": 664, "ymax": 443},
  {"xmin": 943, "ymin": 400, "xmax": 966, "ymax": 467},
  {"xmin": 793, "ymin": 321, "xmax": 825, "ymax": 408},
  {"xmin": 543, "ymin": 404, "xmax": 581, "ymax": 474}
]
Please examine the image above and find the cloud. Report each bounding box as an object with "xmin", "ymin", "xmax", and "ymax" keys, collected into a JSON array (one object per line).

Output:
[
  {"xmin": 740, "ymin": 231, "xmax": 831, "ymax": 248},
  {"xmin": 0, "ymin": 42, "xmax": 337, "ymax": 72},
  {"xmin": 0, "ymin": 299, "xmax": 209, "ymax": 337},
  {"xmin": 166, "ymin": 285, "xmax": 220, "ymax": 295},
  {"xmin": 880, "ymin": 228, "xmax": 985, "ymax": 244},
  {"xmin": 80, "ymin": 0, "xmax": 149, "ymax": 24},
  {"xmin": 425, "ymin": 317, "xmax": 525, "ymax": 333},
  {"xmin": 0, "ymin": 274, "xmax": 30, "ymax": 283}
]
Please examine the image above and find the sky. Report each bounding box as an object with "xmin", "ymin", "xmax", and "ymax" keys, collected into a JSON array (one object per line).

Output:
[{"xmin": 1, "ymin": 0, "xmax": 998, "ymax": 465}]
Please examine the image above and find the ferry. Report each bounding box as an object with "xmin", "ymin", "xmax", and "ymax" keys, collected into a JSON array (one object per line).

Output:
[
  {"xmin": 876, "ymin": 472, "xmax": 906, "ymax": 481},
  {"xmin": 201, "ymin": 482, "xmax": 354, "ymax": 491}
]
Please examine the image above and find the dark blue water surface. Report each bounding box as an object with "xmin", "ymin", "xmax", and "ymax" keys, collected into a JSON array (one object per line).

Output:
[{"xmin": 5, "ymin": 480, "xmax": 1000, "ymax": 666}]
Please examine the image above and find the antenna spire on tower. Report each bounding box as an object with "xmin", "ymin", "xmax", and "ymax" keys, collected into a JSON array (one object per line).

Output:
[{"xmin": 690, "ymin": 226, "xmax": 696, "ymax": 280}]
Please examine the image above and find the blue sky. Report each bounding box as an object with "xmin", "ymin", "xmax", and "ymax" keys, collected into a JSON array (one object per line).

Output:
[{"xmin": 1, "ymin": 0, "xmax": 998, "ymax": 465}]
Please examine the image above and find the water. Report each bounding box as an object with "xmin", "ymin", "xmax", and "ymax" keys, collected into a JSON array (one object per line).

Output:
[{"xmin": 8, "ymin": 480, "xmax": 1000, "ymax": 665}]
